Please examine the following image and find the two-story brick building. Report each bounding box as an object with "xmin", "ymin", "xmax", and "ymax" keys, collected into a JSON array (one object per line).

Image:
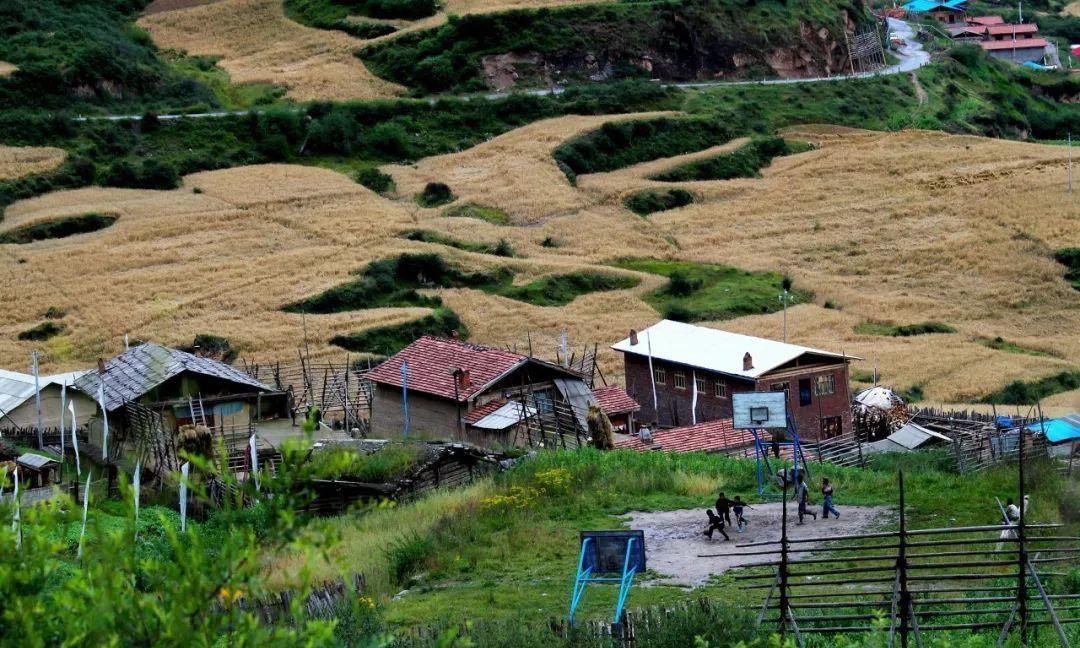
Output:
[{"xmin": 611, "ymin": 320, "xmax": 859, "ymax": 440}]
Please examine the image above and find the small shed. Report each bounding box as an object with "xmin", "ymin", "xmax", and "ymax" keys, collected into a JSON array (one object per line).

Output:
[
  {"xmin": 865, "ymin": 422, "xmax": 951, "ymax": 454},
  {"xmin": 16, "ymin": 452, "xmax": 60, "ymax": 488},
  {"xmin": 0, "ymin": 369, "xmax": 95, "ymax": 432},
  {"xmin": 592, "ymin": 385, "xmax": 640, "ymax": 434}
]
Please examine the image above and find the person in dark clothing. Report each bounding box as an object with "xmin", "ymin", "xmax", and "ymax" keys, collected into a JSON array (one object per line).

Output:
[
  {"xmin": 715, "ymin": 491, "xmax": 733, "ymax": 525},
  {"xmin": 732, "ymin": 496, "xmax": 754, "ymax": 531},
  {"xmin": 796, "ymin": 473, "xmax": 817, "ymax": 525},
  {"xmin": 703, "ymin": 509, "xmax": 729, "ymax": 541},
  {"xmin": 821, "ymin": 477, "xmax": 840, "ymax": 519}
]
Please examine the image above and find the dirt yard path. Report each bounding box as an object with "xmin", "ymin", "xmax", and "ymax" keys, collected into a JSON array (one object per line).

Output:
[{"xmin": 624, "ymin": 503, "xmax": 892, "ymax": 586}]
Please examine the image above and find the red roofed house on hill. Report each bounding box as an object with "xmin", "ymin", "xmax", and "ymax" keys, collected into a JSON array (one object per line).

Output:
[
  {"xmin": 611, "ymin": 320, "xmax": 859, "ymax": 441},
  {"xmin": 366, "ymin": 335, "xmax": 596, "ymax": 446},
  {"xmin": 591, "ymin": 385, "xmax": 640, "ymax": 434}
]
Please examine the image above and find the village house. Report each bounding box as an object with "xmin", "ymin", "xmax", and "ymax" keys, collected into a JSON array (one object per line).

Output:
[
  {"xmin": 366, "ymin": 335, "xmax": 597, "ymax": 446},
  {"xmin": 947, "ymin": 15, "xmax": 1048, "ymax": 63},
  {"xmin": 591, "ymin": 385, "xmax": 640, "ymax": 434},
  {"xmin": 615, "ymin": 418, "xmax": 762, "ymax": 456},
  {"xmin": 611, "ymin": 320, "xmax": 858, "ymax": 441},
  {"xmin": 903, "ymin": 0, "xmax": 968, "ymax": 25},
  {"xmin": 0, "ymin": 368, "xmax": 95, "ymax": 432},
  {"xmin": 74, "ymin": 343, "xmax": 283, "ymax": 455}
]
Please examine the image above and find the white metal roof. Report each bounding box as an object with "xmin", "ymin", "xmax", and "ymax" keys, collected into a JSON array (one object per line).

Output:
[
  {"xmin": 611, "ymin": 320, "xmax": 858, "ymax": 380},
  {"xmin": 472, "ymin": 401, "xmax": 536, "ymax": 430},
  {"xmin": 888, "ymin": 422, "xmax": 951, "ymax": 450},
  {"xmin": 17, "ymin": 452, "xmax": 59, "ymax": 470},
  {"xmin": 0, "ymin": 368, "xmax": 91, "ymax": 417}
]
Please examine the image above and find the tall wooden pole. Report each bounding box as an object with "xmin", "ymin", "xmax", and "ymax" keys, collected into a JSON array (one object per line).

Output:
[
  {"xmin": 32, "ymin": 350, "xmax": 42, "ymax": 450},
  {"xmin": 899, "ymin": 470, "xmax": 910, "ymax": 648},
  {"xmin": 1018, "ymin": 414, "xmax": 1028, "ymax": 646},
  {"xmin": 779, "ymin": 480, "xmax": 790, "ymax": 639}
]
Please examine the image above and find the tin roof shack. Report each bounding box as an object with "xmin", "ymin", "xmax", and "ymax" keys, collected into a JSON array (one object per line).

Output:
[
  {"xmin": 73, "ymin": 343, "xmax": 282, "ymax": 458},
  {"xmin": 16, "ymin": 452, "xmax": 60, "ymax": 488},
  {"xmin": 367, "ymin": 335, "xmax": 595, "ymax": 447},
  {"xmin": 0, "ymin": 369, "xmax": 95, "ymax": 434},
  {"xmin": 612, "ymin": 320, "xmax": 859, "ymax": 441},
  {"xmin": 980, "ymin": 36, "xmax": 1048, "ymax": 63},
  {"xmin": 903, "ymin": 0, "xmax": 968, "ymax": 24}
]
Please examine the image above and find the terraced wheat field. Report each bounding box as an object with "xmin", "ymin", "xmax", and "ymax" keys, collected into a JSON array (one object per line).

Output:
[
  {"xmin": 0, "ymin": 145, "xmax": 67, "ymax": 180},
  {"xmin": 1, "ymin": 119, "xmax": 1077, "ymax": 407}
]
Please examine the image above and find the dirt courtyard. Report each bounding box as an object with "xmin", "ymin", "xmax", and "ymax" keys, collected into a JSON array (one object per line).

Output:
[{"xmin": 623, "ymin": 503, "xmax": 892, "ymax": 586}]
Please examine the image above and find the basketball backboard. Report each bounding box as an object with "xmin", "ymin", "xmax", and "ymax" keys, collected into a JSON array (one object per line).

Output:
[
  {"xmin": 732, "ymin": 391, "xmax": 788, "ymax": 429},
  {"xmin": 579, "ymin": 530, "xmax": 646, "ymax": 574}
]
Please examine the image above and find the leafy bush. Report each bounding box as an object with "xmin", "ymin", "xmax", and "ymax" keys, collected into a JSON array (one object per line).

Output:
[
  {"xmin": 666, "ymin": 270, "xmax": 702, "ymax": 297},
  {"xmin": 18, "ymin": 321, "xmax": 64, "ymax": 341},
  {"xmin": 385, "ymin": 533, "xmax": 435, "ymax": 585},
  {"xmin": 554, "ymin": 117, "xmax": 733, "ymax": 177},
  {"xmin": 981, "ymin": 370, "xmax": 1080, "ymax": 405},
  {"xmin": 1055, "ymin": 248, "xmax": 1080, "ymax": 291},
  {"xmin": 402, "ymin": 229, "xmax": 516, "ymax": 257},
  {"xmin": 0, "ymin": 213, "xmax": 117, "ymax": 244},
  {"xmin": 354, "ymin": 167, "xmax": 394, "ymax": 193},
  {"xmin": 442, "ymin": 203, "xmax": 512, "ymax": 225},
  {"xmin": 416, "ymin": 182, "xmax": 455, "ymax": 207},
  {"xmin": 43, "ymin": 306, "xmax": 66, "ymax": 319},
  {"xmin": 178, "ymin": 333, "xmax": 237, "ymax": 364},
  {"xmin": 623, "ymin": 188, "xmax": 694, "ymax": 215},
  {"xmin": 497, "ymin": 272, "xmax": 639, "ymax": 307},
  {"xmin": 331, "ymin": 308, "xmax": 466, "ymax": 355}
]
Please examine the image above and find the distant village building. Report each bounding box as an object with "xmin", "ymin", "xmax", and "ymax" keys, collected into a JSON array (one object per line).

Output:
[
  {"xmin": 15, "ymin": 453, "xmax": 60, "ymax": 488},
  {"xmin": 946, "ymin": 14, "xmax": 1048, "ymax": 63},
  {"xmin": 591, "ymin": 385, "xmax": 640, "ymax": 434},
  {"xmin": 611, "ymin": 320, "xmax": 858, "ymax": 440},
  {"xmin": 74, "ymin": 343, "xmax": 281, "ymax": 453},
  {"xmin": 366, "ymin": 335, "xmax": 596, "ymax": 446},
  {"xmin": 615, "ymin": 418, "xmax": 762, "ymax": 456},
  {"xmin": 0, "ymin": 368, "xmax": 94, "ymax": 431},
  {"xmin": 902, "ymin": 0, "xmax": 968, "ymax": 25}
]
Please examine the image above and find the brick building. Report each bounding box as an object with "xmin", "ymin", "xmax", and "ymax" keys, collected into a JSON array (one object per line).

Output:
[
  {"xmin": 611, "ymin": 320, "xmax": 859, "ymax": 441},
  {"xmin": 367, "ymin": 335, "xmax": 595, "ymax": 445}
]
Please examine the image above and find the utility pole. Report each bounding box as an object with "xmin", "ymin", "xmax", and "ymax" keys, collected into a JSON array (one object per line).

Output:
[
  {"xmin": 779, "ymin": 279, "xmax": 793, "ymax": 343},
  {"xmin": 1068, "ymin": 133, "xmax": 1073, "ymax": 193}
]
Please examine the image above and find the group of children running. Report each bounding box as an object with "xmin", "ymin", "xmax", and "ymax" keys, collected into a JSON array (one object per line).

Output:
[{"xmin": 702, "ymin": 475, "xmax": 842, "ymax": 541}]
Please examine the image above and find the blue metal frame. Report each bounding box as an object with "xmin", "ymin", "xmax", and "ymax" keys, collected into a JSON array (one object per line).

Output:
[
  {"xmin": 750, "ymin": 413, "xmax": 810, "ymax": 495},
  {"xmin": 568, "ymin": 537, "xmax": 640, "ymax": 624}
]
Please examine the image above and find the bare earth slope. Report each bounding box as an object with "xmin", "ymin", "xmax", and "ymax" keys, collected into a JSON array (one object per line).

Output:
[{"xmin": 1, "ymin": 121, "xmax": 1077, "ymax": 406}]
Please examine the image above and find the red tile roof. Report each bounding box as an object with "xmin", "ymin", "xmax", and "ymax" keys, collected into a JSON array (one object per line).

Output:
[
  {"xmin": 987, "ymin": 23, "xmax": 1039, "ymax": 35},
  {"xmin": 980, "ymin": 38, "xmax": 1047, "ymax": 50},
  {"xmin": 615, "ymin": 419, "xmax": 764, "ymax": 453},
  {"xmin": 967, "ymin": 15, "xmax": 1005, "ymax": 26},
  {"xmin": 592, "ymin": 385, "xmax": 640, "ymax": 416},
  {"xmin": 463, "ymin": 399, "xmax": 507, "ymax": 424},
  {"xmin": 367, "ymin": 336, "xmax": 524, "ymax": 402}
]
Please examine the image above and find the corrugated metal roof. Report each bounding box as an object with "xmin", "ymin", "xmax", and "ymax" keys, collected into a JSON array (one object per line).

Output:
[
  {"xmin": 73, "ymin": 343, "xmax": 271, "ymax": 412},
  {"xmin": 471, "ymin": 401, "xmax": 536, "ymax": 430},
  {"xmin": 611, "ymin": 320, "xmax": 858, "ymax": 380},
  {"xmin": 0, "ymin": 368, "xmax": 91, "ymax": 416},
  {"xmin": 889, "ymin": 422, "xmax": 950, "ymax": 450},
  {"xmin": 17, "ymin": 452, "xmax": 59, "ymax": 470}
]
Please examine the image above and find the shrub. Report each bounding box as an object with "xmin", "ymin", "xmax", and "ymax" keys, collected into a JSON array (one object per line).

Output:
[
  {"xmin": 43, "ymin": 306, "xmax": 66, "ymax": 319},
  {"xmin": 354, "ymin": 167, "xmax": 394, "ymax": 193},
  {"xmin": 854, "ymin": 321, "xmax": 957, "ymax": 336},
  {"xmin": 497, "ymin": 272, "xmax": 639, "ymax": 307},
  {"xmin": 981, "ymin": 370, "xmax": 1080, "ymax": 405},
  {"xmin": 0, "ymin": 214, "xmax": 117, "ymax": 244},
  {"xmin": 651, "ymin": 137, "xmax": 812, "ymax": 182},
  {"xmin": 331, "ymin": 308, "xmax": 466, "ymax": 355},
  {"xmin": 416, "ymin": 182, "xmax": 455, "ymax": 207},
  {"xmin": 491, "ymin": 239, "xmax": 514, "ymax": 258},
  {"xmin": 17, "ymin": 321, "xmax": 64, "ymax": 341},
  {"xmin": 666, "ymin": 270, "xmax": 702, "ymax": 297},
  {"xmin": 179, "ymin": 333, "xmax": 237, "ymax": 364},
  {"xmin": 385, "ymin": 533, "xmax": 435, "ymax": 585},
  {"xmin": 1055, "ymin": 248, "xmax": 1080, "ymax": 291},
  {"xmin": 442, "ymin": 204, "xmax": 511, "ymax": 225},
  {"xmin": 623, "ymin": 188, "xmax": 694, "ymax": 216}
]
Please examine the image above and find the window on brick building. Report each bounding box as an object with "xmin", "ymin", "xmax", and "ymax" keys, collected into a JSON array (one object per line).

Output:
[
  {"xmin": 673, "ymin": 372, "xmax": 686, "ymax": 389},
  {"xmin": 714, "ymin": 380, "xmax": 727, "ymax": 398},
  {"xmin": 814, "ymin": 374, "xmax": 836, "ymax": 396},
  {"xmin": 821, "ymin": 415, "xmax": 843, "ymax": 439},
  {"xmin": 695, "ymin": 376, "xmax": 706, "ymax": 394},
  {"xmin": 654, "ymin": 367, "xmax": 666, "ymax": 385},
  {"xmin": 770, "ymin": 382, "xmax": 788, "ymax": 393},
  {"xmin": 799, "ymin": 378, "xmax": 812, "ymax": 406}
]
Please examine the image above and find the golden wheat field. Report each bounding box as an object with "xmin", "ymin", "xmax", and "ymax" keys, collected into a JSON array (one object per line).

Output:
[
  {"xmin": 137, "ymin": 0, "xmax": 402, "ymax": 101},
  {"xmin": 1, "ymin": 118, "xmax": 1077, "ymax": 408},
  {"xmin": 0, "ymin": 62, "xmax": 16, "ymax": 78},
  {"xmin": 0, "ymin": 145, "xmax": 66, "ymax": 180},
  {"xmin": 1064, "ymin": 1, "xmax": 1080, "ymax": 16}
]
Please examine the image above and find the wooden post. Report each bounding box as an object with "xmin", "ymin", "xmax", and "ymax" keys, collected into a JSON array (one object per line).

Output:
[
  {"xmin": 1018, "ymin": 416, "xmax": 1028, "ymax": 647},
  {"xmin": 899, "ymin": 470, "xmax": 910, "ymax": 648},
  {"xmin": 779, "ymin": 480, "xmax": 790, "ymax": 639}
]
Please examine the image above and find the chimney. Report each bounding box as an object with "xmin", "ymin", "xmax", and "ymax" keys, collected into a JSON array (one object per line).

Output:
[
  {"xmin": 97, "ymin": 358, "xmax": 106, "ymax": 374},
  {"xmin": 743, "ymin": 352, "xmax": 753, "ymax": 371},
  {"xmin": 457, "ymin": 369, "xmax": 471, "ymax": 391},
  {"xmin": 629, "ymin": 329, "xmax": 639, "ymax": 346}
]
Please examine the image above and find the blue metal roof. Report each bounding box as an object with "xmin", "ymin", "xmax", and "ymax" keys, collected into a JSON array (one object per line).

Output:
[
  {"xmin": 1027, "ymin": 414, "xmax": 1080, "ymax": 444},
  {"xmin": 903, "ymin": 0, "xmax": 966, "ymax": 11}
]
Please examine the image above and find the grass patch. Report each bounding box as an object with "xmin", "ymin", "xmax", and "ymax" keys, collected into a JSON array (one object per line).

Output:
[
  {"xmin": 650, "ymin": 137, "xmax": 812, "ymax": 181},
  {"xmin": 553, "ymin": 117, "xmax": 733, "ymax": 177},
  {"xmin": 981, "ymin": 370, "xmax": 1080, "ymax": 405},
  {"xmin": 17, "ymin": 321, "xmax": 64, "ymax": 341},
  {"xmin": 623, "ymin": 188, "xmax": 694, "ymax": 216},
  {"xmin": 310, "ymin": 444, "xmax": 424, "ymax": 482},
  {"xmin": 1055, "ymin": 248, "xmax": 1080, "ymax": 291},
  {"xmin": 283, "ymin": 253, "xmax": 507, "ymax": 314},
  {"xmin": 496, "ymin": 271, "xmax": 638, "ymax": 307},
  {"xmin": 975, "ymin": 336, "xmax": 1056, "ymax": 358},
  {"xmin": 0, "ymin": 214, "xmax": 117, "ymax": 244},
  {"xmin": 416, "ymin": 182, "xmax": 455, "ymax": 207},
  {"xmin": 854, "ymin": 321, "xmax": 957, "ymax": 337},
  {"xmin": 284, "ymin": 0, "xmax": 406, "ymax": 37},
  {"xmin": 611, "ymin": 258, "xmax": 804, "ymax": 322},
  {"xmin": 330, "ymin": 307, "xmax": 465, "ymax": 355},
  {"xmin": 442, "ymin": 203, "xmax": 512, "ymax": 226},
  {"xmin": 403, "ymin": 230, "xmax": 515, "ymax": 257}
]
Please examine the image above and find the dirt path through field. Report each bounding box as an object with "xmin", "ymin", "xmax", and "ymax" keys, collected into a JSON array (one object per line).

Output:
[{"xmin": 624, "ymin": 503, "xmax": 892, "ymax": 586}]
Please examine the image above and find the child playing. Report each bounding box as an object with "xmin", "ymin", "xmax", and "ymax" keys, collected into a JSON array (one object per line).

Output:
[
  {"xmin": 703, "ymin": 509, "xmax": 729, "ymax": 541},
  {"xmin": 732, "ymin": 496, "xmax": 753, "ymax": 532}
]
